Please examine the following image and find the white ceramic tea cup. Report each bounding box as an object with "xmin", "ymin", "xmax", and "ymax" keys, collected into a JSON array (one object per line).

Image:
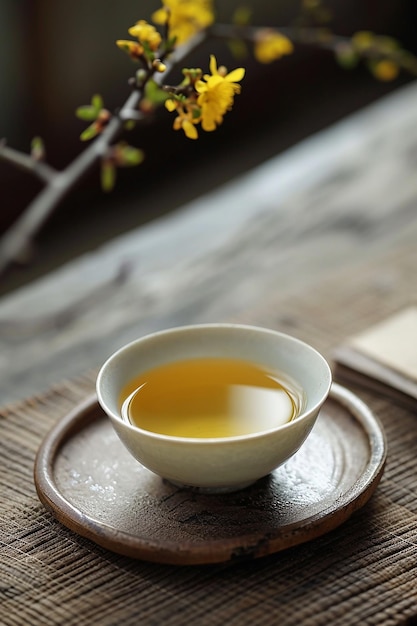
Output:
[{"xmin": 96, "ymin": 323, "xmax": 332, "ymax": 492}]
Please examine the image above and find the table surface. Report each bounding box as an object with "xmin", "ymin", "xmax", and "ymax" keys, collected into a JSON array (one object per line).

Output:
[
  {"xmin": 1, "ymin": 81, "xmax": 417, "ymax": 405},
  {"xmin": 1, "ymin": 81, "xmax": 417, "ymax": 625}
]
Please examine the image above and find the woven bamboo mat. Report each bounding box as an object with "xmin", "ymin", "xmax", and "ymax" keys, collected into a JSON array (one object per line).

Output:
[{"xmin": 1, "ymin": 240, "xmax": 417, "ymax": 626}]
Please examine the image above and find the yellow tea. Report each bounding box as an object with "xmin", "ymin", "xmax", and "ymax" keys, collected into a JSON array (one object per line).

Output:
[{"xmin": 120, "ymin": 357, "xmax": 304, "ymax": 438}]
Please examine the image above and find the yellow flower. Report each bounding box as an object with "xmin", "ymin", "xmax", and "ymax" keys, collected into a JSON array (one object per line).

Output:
[
  {"xmin": 152, "ymin": 0, "xmax": 214, "ymax": 45},
  {"xmin": 165, "ymin": 57, "xmax": 244, "ymax": 138},
  {"xmin": 116, "ymin": 40, "xmax": 145, "ymax": 60},
  {"xmin": 128, "ymin": 20, "xmax": 162, "ymax": 51},
  {"xmin": 254, "ymin": 30, "xmax": 294, "ymax": 64},
  {"xmin": 165, "ymin": 99, "xmax": 199, "ymax": 139},
  {"xmin": 195, "ymin": 55, "xmax": 245, "ymax": 132},
  {"xmin": 372, "ymin": 59, "xmax": 399, "ymax": 82}
]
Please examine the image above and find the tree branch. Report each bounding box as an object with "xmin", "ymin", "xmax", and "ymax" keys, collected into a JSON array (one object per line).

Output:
[
  {"xmin": 0, "ymin": 30, "xmax": 207, "ymax": 277},
  {"xmin": 1, "ymin": 20, "xmax": 414, "ymax": 278},
  {"xmin": 0, "ymin": 89, "xmax": 141, "ymax": 274},
  {"xmin": 0, "ymin": 140, "xmax": 57, "ymax": 183},
  {"xmin": 211, "ymin": 23, "xmax": 417, "ymax": 72}
]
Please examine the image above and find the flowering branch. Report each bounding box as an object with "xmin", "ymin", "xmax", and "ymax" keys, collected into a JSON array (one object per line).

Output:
[
  {"xmin": 0, "ymin": 0, "xmax": 416, "ymax": 278},
  {"xmin": 0, "ymin": 28, "xmax": 207, "ymax": 274},
  {"xmin": 0, "ymin": 90, "xmax": 141, "ymax": 269},
  {"xmin": 211, "ymin": 23, "xmax": 417, "ymax": 79}
]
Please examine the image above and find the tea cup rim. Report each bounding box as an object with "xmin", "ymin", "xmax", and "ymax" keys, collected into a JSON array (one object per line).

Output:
[{"xmin": 96, "ymin": 323, "xmax": 332, "ymax": 444}]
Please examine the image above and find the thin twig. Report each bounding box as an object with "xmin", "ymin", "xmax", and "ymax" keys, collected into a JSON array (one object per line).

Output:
[
  {"xmin": 0, "ymin": 30, "xmax": 206, "ymax": 277},
  {"xmin": 211, "ymin": 22, "xmax": 347, "ymax": 47},
  {"xmin": 119, "ymin": 109, "xmax": 146, "ymax": 121},
  {"xmin": 0, "ymin": 140, "xmax": 57, "ymax": 183},
  {"xmin": 212, "ymin": 23, "xmax": 417, "ymax": 72},
  {"xmin": 0, "ymin": 90, "xmax": 141, "ymax": 274}
]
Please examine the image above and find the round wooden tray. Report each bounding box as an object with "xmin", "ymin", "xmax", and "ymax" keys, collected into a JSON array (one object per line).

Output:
[{"xmin": 34, "ymin": 383, "xmax": 386, "ymax": 566}]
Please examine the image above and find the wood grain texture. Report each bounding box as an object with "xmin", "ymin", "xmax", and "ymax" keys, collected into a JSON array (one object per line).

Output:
[{"xmin": 1, "ymin": 370, "xmax": 416, "ymax": 625}]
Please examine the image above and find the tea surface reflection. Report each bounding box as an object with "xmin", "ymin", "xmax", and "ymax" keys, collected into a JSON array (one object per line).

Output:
[{"xmin": 120, "ymin": 357, "xmax": 304, "ymax": 438}]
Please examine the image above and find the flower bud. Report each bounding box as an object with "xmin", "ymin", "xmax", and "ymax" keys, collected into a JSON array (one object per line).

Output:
[{"xmin": 152, "ymin": 59, "xmax": 167, "ymax": 73}]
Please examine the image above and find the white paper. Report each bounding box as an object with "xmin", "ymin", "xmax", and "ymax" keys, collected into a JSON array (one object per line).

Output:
[{"xmin": 350, "ymin": 307, "xmax": 417, "ymax": 382}]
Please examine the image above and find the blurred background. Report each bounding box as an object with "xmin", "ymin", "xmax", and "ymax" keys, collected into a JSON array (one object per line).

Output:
[{"xmin": 0, "ymin": 0, "xmax": 416, "ymax": 294}]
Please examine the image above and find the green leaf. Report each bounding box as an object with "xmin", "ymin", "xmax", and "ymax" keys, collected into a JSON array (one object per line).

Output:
[
  {"xmin": 192, "ymin": 107, "xmax": 201, "ymax": 120},
  {"xmin": 101, "ymin": 161, "xmax": 116, "ymax": 192},
  {"xmin": 163, "ymin": 35, "xmax": 177, "ymax": 53},
  {"xmin": 31, "ymin": 136, "xmax": 45, "ymax": 160},
  {"xmin": 145, "ymin": 79, "xmax": 169, "ymax": 105},
  {"xmin": 119, "ymin": 145, "xmax": 144, "ymax": 167},
  {"xmin": 124, "ymin": 120, "xmax": 136, "ymax": 131},
  {"xmin": 142, "ymin": 41, "xmax": 154, "ymax": 61},
  {"xmin": 335, "ymin": 45, "xmax": 359, "ymax": 70},
  {"xmin": 75, "ymin": 105, "xmax": 98, "ymax": 121},
  {"xmin": 92, "ymin": 94, "xmax": 104, "ymax": 111},
  {"xmin": 80, "ymin": 123, "xmax": 99, "ymax": 141}
]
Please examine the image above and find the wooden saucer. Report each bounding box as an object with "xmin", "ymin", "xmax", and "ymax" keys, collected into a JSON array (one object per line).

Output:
[{"xmin": 34, "ymin": 383, "xmax": 386, "ymax": 566}]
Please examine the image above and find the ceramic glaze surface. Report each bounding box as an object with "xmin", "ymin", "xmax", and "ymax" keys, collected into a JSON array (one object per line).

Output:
[
  {"xmin": 34, "ymin": 385, "xmax": 387, "ymax": 564},
  {"xmin": 96, "ymin": 324, "xmax": 332, "ymax": 491}
]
